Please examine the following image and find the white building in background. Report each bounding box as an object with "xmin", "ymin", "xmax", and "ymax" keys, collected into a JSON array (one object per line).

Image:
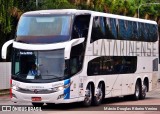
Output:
[{"xmin": 0, "ymin": 62, "xmax": 11, "ymax": 90}]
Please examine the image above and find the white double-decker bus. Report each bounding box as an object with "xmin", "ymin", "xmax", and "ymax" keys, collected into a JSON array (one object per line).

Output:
[{"xmin": 1, "ymin": 9, "xmax": 159, "ymax": 107}]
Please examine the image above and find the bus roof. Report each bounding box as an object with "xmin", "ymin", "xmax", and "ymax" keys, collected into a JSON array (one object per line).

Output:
[{"xmin": 23, "ymin": 9, "xmax": 157, "ymax": 24}]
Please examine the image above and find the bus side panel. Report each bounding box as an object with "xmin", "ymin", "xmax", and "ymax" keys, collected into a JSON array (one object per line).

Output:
[
  {"xmin": 105, "ymin": 74, "xmax": 122, "ymax": 97},
  {"xmin": 121, "ymin": 74, "xmax": 134, "ymax": 96},
  {"xmin": 152, "ymin": 72, "xmax": 158, "ymax": 90},
  {"xmin": 151, "ymin": 57, "xmax": 159, "ymax": 90},
  {"xmin": 69, "ymin": 75, "xmax": 80, "ymax": 100}
]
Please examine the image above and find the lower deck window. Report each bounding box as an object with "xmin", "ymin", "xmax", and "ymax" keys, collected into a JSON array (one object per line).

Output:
[{"xmin": 87, "ymin": 56, "xmax": 137, "ymax": 76}]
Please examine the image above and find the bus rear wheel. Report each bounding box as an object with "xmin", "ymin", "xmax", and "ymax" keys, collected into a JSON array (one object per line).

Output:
[
  {"xmin": 140, "ymin": 82, "xmax": 147, "ymax": 100},
  {"xmin": 93, "ymin": 83, "xmax": 103, "ymax": 106},
  {"xmin": 32, "ymin": 102, "xmax": 44, "ymax": 107},
  {"xmin": 132, "ymin": 81, "xmax": 140, "ymax": 100},
  {"xmin": 83, "ymin": 84, "xmax": 93, "ymax": 107}
]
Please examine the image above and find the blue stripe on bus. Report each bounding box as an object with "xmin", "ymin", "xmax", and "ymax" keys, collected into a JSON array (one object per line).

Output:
[{"xmin": 64, "ymin": 79, "xmax": 70, "ymax": 99}]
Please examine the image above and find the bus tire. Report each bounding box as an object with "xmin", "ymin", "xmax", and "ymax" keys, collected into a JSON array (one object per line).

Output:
[
  {"xmin": 140, "ymin": 82, "xmax": 147, "ymax": 100},
  {"xmin": 32, "ymin": 102, "xmax": 44, "ymax": 107},
  {"xmin": 93, "ymin": 83, "xmax": 103, "ymax": 106},
  {"xmin": 132, "ymin": 81, "xmax": 140, "ymax": 100},
  {"xmin": 83, "ymin": 84, "xmax": 93, "ymax": 107}
]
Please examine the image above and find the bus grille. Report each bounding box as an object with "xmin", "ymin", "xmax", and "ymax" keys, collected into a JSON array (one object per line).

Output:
[{"xmin": 17, "ymin": 87, "xmax": 56, "ymax": 94}]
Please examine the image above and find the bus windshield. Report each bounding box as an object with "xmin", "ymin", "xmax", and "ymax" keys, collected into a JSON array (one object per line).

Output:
[
  {"xmin": 12, "ymin": 49, "xmax": 67, "ymax": 82},
  {"xmin": 16, "ymin": 15, "xmax": 72, "ymax": 43}
]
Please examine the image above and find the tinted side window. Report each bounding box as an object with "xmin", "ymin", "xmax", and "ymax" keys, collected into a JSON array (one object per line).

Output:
[
  {"xmin": 87, "ymin": 56, "xmax": 137, "ymax": 76},
  {"xmin": 118, "ymin": 20, "xmax": 132, "ymax": 40},
  {"xmin": 132, "ymin": 21, "xmax": 139, "ymax": 40},
  {"xmin": 91, "ymin": 17, "xmax": 118, "ymax": 43},
  {"xmin": 149, "ymin": 24, "xmax": 158, "ymax": 42},
  {"xmin": 87, "ymin": 57, "xmax": 101, "ymax": 75},
  {"xmin": 138, "ymin": 23, "xmax": 158, "ymax": 42},
  {"xmin": 91, "ymin": 17, "xmax": 106, "ymax": 42},
  {"xmin": 70, "ymin": 43, "xmax": 85, "ymax": 76},
  {"xmin": 108, "ymin": 18, "xmax": 118, "ymax": 39},
  {"xmin": 72, "ymin": 15, "xmax": 90, "ymax": 39},
  {"xmin": 91, "ymin": 16, "xmax": 158, "ymax": 42},
  {"xmin": 138, "ymin": 23, "xmax": 145, "ymax": 41}
]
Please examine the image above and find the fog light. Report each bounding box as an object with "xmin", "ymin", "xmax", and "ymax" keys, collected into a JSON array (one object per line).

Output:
[
  {"xmin": 57, "ymin": 94, "xmax": 65, "ymax": 99},
  {"xmin": 12, "ymin": 93, "xmax": 17, "ymax": 98}
]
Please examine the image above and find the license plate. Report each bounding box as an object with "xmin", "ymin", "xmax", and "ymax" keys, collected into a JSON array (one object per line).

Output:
[{"xmin": 31, "ymin": 97, "xmax": 42, "ymax": 101}]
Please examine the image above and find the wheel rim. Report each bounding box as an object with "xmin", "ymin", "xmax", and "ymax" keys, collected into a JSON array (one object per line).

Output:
[
  {"xmin": 135, "ymin": 84, "xmax": 140, "ymax": 97},
  {"xmin": 84, "ymin": 85, "xmax": 92, "ymax": 103},
  {"xmin": 142, "ymin": 84, "xmax": 147, "ymax": 97},
  {"xmin": 96, "ymin": 84, "xmax": 103, "ymax": 102}
]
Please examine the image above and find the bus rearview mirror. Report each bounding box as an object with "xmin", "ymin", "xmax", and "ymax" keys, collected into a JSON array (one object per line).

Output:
[{"xmin": 64, "ymin": 38, "xmax": 85, "ymax": 59}]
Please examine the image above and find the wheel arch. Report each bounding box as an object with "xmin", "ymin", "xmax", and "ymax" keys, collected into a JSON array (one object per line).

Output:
[
  {"xmin": 135, "ymin": 78, "xmax": 142, "ymax": 91},
  {"xmin": 98, "ymin": 81, "xmax": 105, "ymax": 96},
  {"xmin": 137, "ymin": 78, "xmax": 142, "ymax": 86},
  {"xmin": 86, "ymin": 81, "xmax": 95, "ymax": 95},
  {"xmin": 143, "ymin": 77, "xmax": 149, "ymax": 92}
]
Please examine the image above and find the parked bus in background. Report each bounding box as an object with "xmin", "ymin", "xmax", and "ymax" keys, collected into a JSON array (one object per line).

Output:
[{"xmin": 1, "ymin": 9, "xmax": 159, "ymax": 107}]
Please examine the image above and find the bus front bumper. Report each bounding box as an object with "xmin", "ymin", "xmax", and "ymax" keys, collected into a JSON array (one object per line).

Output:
[{"xmin": 11, "ymin": 89, "xmax": 77, "ymax": 104}]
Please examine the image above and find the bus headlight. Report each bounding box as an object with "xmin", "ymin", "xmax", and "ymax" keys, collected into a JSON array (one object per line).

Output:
[
  {"xmin": 12, "ymin": 85, "xmax": 19, "ymax": 91},
  {"xmin": 53, "ymin": 82, "xmax": 72, "ymax": 92},
  {"xmin": 12, "ymin": 82, "xmax": 20, "ymax": 91},
  {"xmin": 53, "ymin": 85, "xmax": 66, "ymax": 92},
  {"xmin": 55, "ymin": 86, "xmax": 64, "ymax": 91}
]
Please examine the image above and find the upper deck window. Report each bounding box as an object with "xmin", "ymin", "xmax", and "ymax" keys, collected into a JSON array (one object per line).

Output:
[
  {"xmin": 16, "ymin": 14, "xmax": 72, "ymax": 44},
  {"xmin": 91, "ymin": 16, "xmax": 158, "ymax": 43}
]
